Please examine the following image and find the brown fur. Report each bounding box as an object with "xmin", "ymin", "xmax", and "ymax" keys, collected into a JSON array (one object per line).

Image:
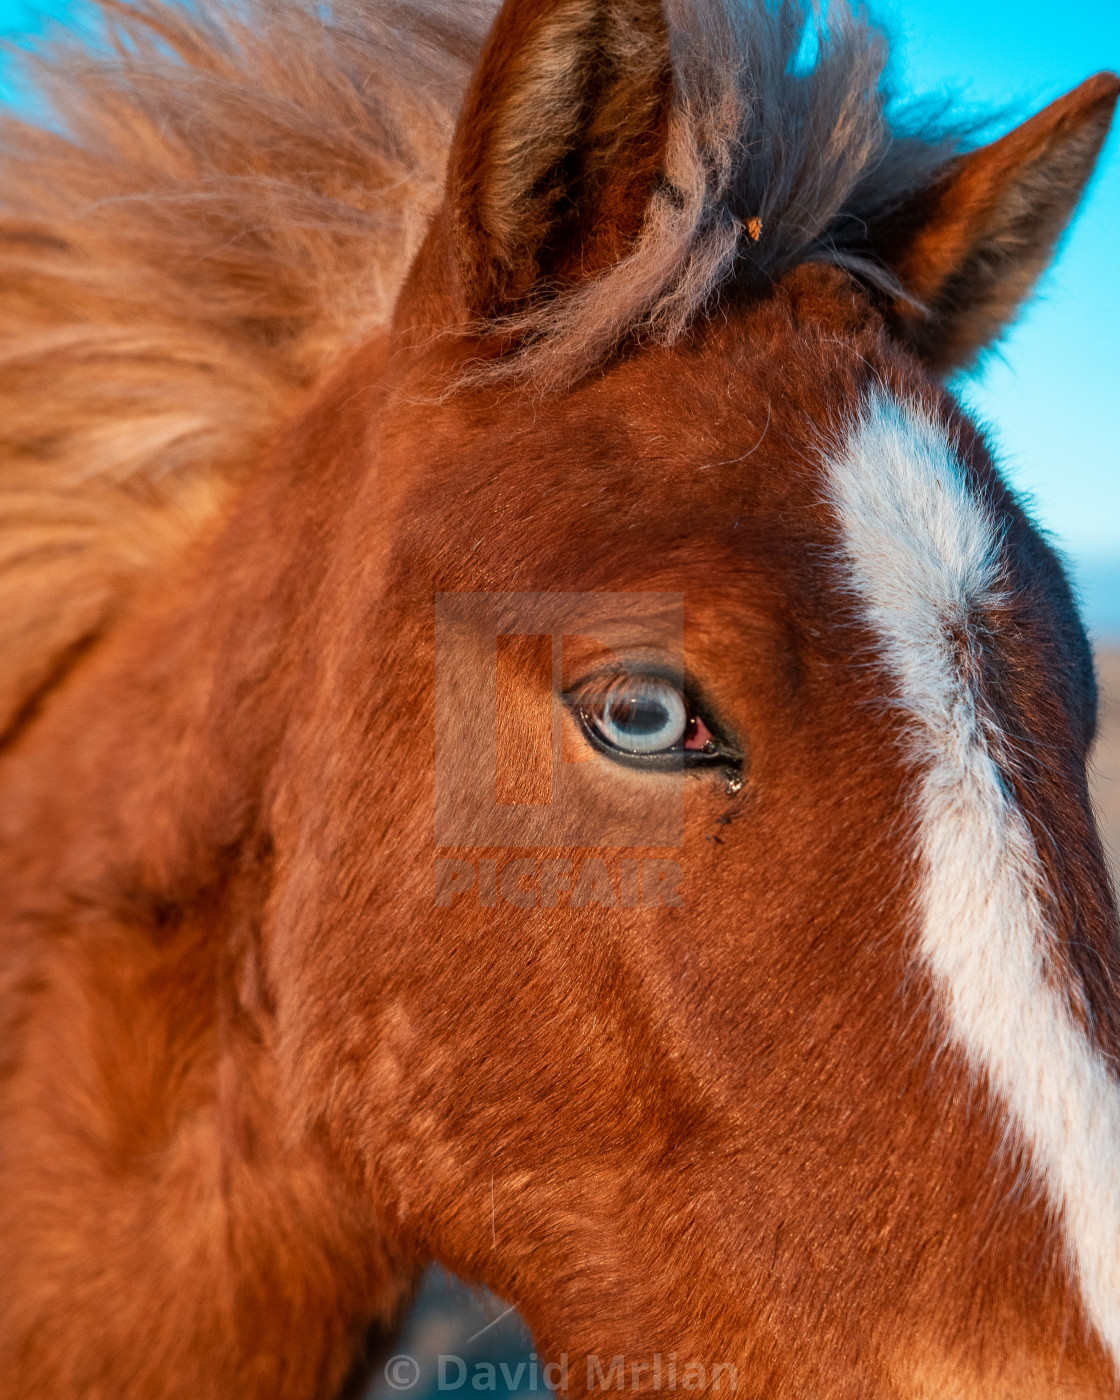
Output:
[{"xmin": 1, "ymin": 2, "xmax": 1118, "ymax": 1397}]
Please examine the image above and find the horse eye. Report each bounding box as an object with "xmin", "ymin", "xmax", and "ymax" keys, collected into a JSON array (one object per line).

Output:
[{"xmin": 571, "ymin": 674, "xmax": 722, "ymax": 763}]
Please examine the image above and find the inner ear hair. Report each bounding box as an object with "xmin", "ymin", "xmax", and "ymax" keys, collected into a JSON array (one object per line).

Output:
[{"xmin": 446, "ymin": 0, "xmax": 672, "ymax": 320}]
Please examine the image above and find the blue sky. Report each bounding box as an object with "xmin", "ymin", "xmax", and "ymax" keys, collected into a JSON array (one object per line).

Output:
[
  {"xmin": 1, "ymin": 0, "xmax": 1118, "ymax": 633},
  {"xmin": 876, "ymin": 0, "xmax": 1120, "ymax": 638}
]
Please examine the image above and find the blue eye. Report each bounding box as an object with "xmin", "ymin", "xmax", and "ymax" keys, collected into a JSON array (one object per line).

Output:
[
  {"xmin": 593, "ymin": 676, "xmax": 689, "ymax": 754},
  {"xmin": 569, "ymin": 671, "xmax": 734, "ymax": 772}
]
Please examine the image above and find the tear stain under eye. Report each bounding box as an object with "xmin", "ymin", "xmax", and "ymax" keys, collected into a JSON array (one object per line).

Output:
[{"xmin": 707, "ymin": 793, "xmax": 745, "ymax": 842}]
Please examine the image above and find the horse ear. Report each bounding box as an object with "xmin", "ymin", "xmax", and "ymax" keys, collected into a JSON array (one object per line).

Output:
[
  {"xmin": 871, "ymin": 73, "xmax": 1120, "ymax": 372},
  {"xmin": 435, "ymin": 0, "xmax": 672, "ymax": 322}
]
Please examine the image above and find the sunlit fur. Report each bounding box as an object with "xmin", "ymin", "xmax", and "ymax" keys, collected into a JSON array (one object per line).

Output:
[
  {"xmin": 0, "ymin": 0, "xmax": 489, "ymax": 735},
  {"xmin": 0, "ymin": 1, "xmax": 1118, "ymax": 1397},
  {"xmin": 0, "ymin": 0, "xmax": 962, "ymax": 739}
]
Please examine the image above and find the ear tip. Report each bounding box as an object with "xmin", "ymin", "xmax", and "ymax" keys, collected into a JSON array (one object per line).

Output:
[
  {"xmin": 1038, "ymin": 72, "xmax": 1120, "ymax": 147},
  {"xmin": 1080, "ymin": 70, "xmax": 1120, "ymax": 113}
]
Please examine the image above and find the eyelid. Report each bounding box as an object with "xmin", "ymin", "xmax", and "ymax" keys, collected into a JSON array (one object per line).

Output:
[{"xmin": 563, "ymin": 659, "xmax": 685, "ymax": 697}]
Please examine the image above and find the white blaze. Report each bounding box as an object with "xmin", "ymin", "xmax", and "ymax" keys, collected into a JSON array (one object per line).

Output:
[{"xmin": 826, "ymin": 394, "xmax": 1120, "ymax": 1370}]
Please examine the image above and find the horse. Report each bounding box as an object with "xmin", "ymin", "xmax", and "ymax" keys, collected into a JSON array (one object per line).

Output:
[{"xmin": 0, "ymin": 0, "xmax": 1118, "ymax": 1394}]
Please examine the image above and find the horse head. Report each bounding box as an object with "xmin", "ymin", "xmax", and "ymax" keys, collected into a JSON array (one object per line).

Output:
[{"xmin": 1, "ymin": 1, "xmax": 1118, "ymax": 1396}]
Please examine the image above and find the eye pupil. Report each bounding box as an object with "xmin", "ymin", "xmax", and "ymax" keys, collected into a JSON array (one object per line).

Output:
[{"xmin": 607, "ymin": 695, "xmax": 671, "ymax": 735}]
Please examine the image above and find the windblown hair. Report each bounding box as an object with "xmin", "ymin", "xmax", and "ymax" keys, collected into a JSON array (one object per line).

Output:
[
  {"xmin": 0, "ymin": 0, "xmax": 956, "ymax": 735},
  {"xmin": 471, "ymin": 0, "xmax": 959, "ymax": 388}
]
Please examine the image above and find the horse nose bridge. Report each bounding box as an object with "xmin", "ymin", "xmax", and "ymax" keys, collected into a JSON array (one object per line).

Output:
[{"xmin": 913, "ymin": 689, "xmax": 1120, "ymax": 1376}]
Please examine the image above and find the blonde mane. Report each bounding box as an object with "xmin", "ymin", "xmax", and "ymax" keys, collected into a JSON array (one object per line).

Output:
[
  {"xmin": 0, "ymin": 0, "xmax": 489, "ymax": 737},
  {"xmin": 0, "ymin": 0, "xmax": 955, "ymax": 738}
]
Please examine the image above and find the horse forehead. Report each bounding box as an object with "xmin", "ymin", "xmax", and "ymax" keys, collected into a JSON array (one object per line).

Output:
[
  {"xmin": 827, "ymin": 393, "xmax": 990, "ymax": 611},
  {"xmin": 401, "ymin": 357, "xmax": 910, "ymax": 599},
  {"xmin": 447, "ymin": 288, "xmax": 878, "ymax": 475}
]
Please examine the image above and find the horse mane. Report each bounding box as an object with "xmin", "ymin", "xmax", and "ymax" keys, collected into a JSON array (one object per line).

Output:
[{"xmin": 0, "ymin": 0, "xmax": 957, "ymax": 738}]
